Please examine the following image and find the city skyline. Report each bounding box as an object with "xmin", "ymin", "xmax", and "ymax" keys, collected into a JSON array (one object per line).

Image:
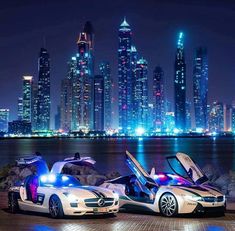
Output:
[{"xmin": 0, "ymin": 1, "xmax": 235, "ymax": 129}]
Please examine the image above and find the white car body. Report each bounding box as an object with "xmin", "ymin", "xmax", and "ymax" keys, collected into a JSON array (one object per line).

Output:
[
  {"xmin": 100, "ymin": 151, "xmax": 226, "ymax": 216},
  {"xmin": 8, "ymin": 155, "xmax": 119, "ymax": 218}
]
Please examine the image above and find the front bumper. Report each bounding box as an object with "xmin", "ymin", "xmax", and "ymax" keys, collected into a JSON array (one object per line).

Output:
[
  {"xmin": 63, "ymin": 199, "xmax": 119, "ymax": 216},
  {"xmin": 193, "ymin": 203, "xmax": 226, "ymax": 214}
]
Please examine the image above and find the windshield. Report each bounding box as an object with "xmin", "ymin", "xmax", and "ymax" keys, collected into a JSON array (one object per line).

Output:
[
  {"xmin": 153, "ymin": 173, "xmax": 192, "ymax": 186},
  {"xmin": 39, "ymin": 174, "xmax": 81, "ymax": 187}
]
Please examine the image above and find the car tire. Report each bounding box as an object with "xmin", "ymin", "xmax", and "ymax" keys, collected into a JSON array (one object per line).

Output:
[
  {"xmin": 8, "ymin": 192, "xmax": 19, "ymax": 213},
  {"xmin": 159, "ymin": 193, "xmax": 178, "ymax": 217},
  {"xmin": 49, "ymin": 195, "xmax": 64, "ymax": 218}
]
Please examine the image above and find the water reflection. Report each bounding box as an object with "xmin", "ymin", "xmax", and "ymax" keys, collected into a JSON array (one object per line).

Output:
[
  {"xmin": 0, "ymin": 137, "xmax": 235, "ymax": 174},
  {"xmin": 136, "ymin": 138, "xmax": 146, "ymax": 169},
  {"xmin": 32, "ymin": 225, "xmax": 56, "ymax": 231}
]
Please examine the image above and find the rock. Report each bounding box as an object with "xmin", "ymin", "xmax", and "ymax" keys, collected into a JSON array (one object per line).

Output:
[
  {"xmin": 202, "ymin": 164, "xmax": 220, "ymax": 182},
  {"xmin": 228, "ymin": 183, "xmax": 235, "ymax": 197},
  {"xmin": 86, "ymin": 175, "xmax": 107, "ymax": 186},
  {"xmin": 19, "ymin": 167, "xmax": 32, "ymax": 180},
  {"xmin": 62, "ymin": 163, "xmax": 99, "ymax": 175},
  {"xmin": 8, "ymin": 166, "xmax": 20, "ymax": 176},
  {"xmin": 213, "ymin": 174, "xmax": 230, "ymax": 193}
]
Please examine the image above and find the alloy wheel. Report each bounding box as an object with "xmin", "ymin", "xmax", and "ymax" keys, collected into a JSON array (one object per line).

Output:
[{"xmin": 160, "ymin": 193, "xmax": 177, "ymax": 217}]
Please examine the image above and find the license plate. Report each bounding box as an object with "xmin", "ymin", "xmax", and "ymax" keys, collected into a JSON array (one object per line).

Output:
[{"xmin": 93, "ymin": 207, "xmax": 108, "ymax": 213}]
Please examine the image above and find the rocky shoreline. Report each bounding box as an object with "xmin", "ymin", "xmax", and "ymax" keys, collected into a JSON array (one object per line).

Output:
[{"xmin": 0, "ymin": 162, "xmax": 235, "ymax": 199}]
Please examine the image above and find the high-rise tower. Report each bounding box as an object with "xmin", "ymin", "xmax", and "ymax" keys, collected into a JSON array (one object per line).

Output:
[
  {"xmin": 193, "ymin": 47, "xmax": 208, "ymax": 131},
  {"xmin": 134, "ymin": 58, "xmax": 148, "ymax": 130},
  {"xmin": 174, "ymin": 32, "xmax": 186, "ymax": 131},
  {"xmin": 37, "ymin": 48, "xmax": 51, "ymax": 131},
  {"xmin": 153, "ymin": 66, "xmax": 165, "ymax": 131},
  {"xmin": 99, "ymin": 61, "xmax": 112, "ymax": 130},
  {"xmin": 60, "ymin": 57, "xmax": 75, "ymax": 132},
  {"xmin": 94, "ymin": 75, "xmax": 104, "ymax": 131},
  {"xmin": 118, "ymin": 18, "xmax": 132, "ymax": 133},
  {"xmin": 22, "ymin": 76, "xmax": 33, "ymax": 122},
  {"xmin": 73, "ymin": 22, "xmax": 94, "ymax": 131}
]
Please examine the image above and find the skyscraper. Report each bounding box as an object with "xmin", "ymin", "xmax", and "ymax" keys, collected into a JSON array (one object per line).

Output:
[
  {"xmin": 153, "ymin": 66, "xmax": 165, "ymax": 131},
  {"xmin": 232, "ymin": 101, "xmax": 235, "ymax": 133},
  {"xmin": 37, "ymin": 48, "xmax": 51, "ymax": 131},
  {"xmin": 223, "ymin": 104, "xmax": 233, "ymax": 131},
  {"xmin": 131, "ymin": 45, "xmax": 138, "ymax": 129},
  {"xmin": 134, "ymin": 58, "xmax": 148, "ymax": 131},
  {"xmin": 186, "ymin": 100, "xmax": 192, "ymax": 131},
  {"xmin": 0, "ymin": 109, "xmax": 9, "ymax": 132},
  {"xmin": 193, "ymin": 47, "xmax": 208, "ymax": 131},
  {"xmin": 99, "ymin": 61, "xmax": 112, "ymax": 130},
  {"xmin": 31, "ymin": 83, "xmax": 38, "ymax": 131},
  {"xmin": 209, "ymin": 101, "xmax": 224, "ymax": 132},
  {"xmin": 94, "ymin": 75, "xmax": 104, "ymax": 131},
  {"xmin": 22, "ymin": 76, "xmax": 33, "ymax": 122},
  {"xmin": 17, "ymin": 97, "xmax": 23, "ymax": 120},
  {"xmin": 73, "ymin": 23, "xmax": 94, "ymax": 131},
  {"xmin": 174, "ymin": 32, "xmax": 186, "ymax": 131},
  {"xmin": 118, "ymin": 18, "xmax": 132, "ymax": 133},
  {"xmin": 60, "ymin": 57, "xmax": 75, "ymax": 132}
]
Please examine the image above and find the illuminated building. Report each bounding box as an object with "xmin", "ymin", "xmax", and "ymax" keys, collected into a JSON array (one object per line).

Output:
[
  {"xmin": 131, "ymin": 45, "xmax": 139, "ymax": 130},
  {"xmin": 60, "ymin": 58, "xmax": 74, "ymax": 132},
  {"xmin": 54, "ymin": 106, "xmax": 61, "ymax": 131},
  {"xmin": 99, "ymin": 61, "xmax": 112, "ymax": 130},
  {"xmin": 118, "ymin": 18, "xmax": 132, "ymax": 133},
  {"xmin": 165, "ymin": 112, "xmax": 175, "ymax": 133},
  {"xmin": 73, "ymin": 22, "xmax": 94, "ymax": 131},
  {"xmin": 0, "ymin": 109, "xmax": 10, "ymax": 132},
  {"xmin": 232, "ymin": 108, "xmax": 235, "ymax": 133},
  {"xmin": 209, "ymin": 101, "xmax": 224, "ymax": 132},
  {"xmin": 17, "ymin": 97, "xmax": 23, "ymax": 120},
  {"xmin": 186, "ymin": 101, "xmax": 192, "ymax": 131},
  {"xmin": 224, "ymin": 104, "xmax": 232, "ymax": 131},
  {"xmin": 174, "ymin": 32, "xmax": 186, "ymax": 131},
  {"xmin": 193, "ymin": 47, "xmax": 208, "ymax": 131},
  {"xmin": 94, "ymin": 75, "xmax": 104, "ymax": 131},
  {"xmin": 31, "ymin": 83, "xmax": 38, "ymax": 131},
  {"xmin": 37, "ymin": 48, "xmax": 51, "ymax": 131},
  {"xmin": 8, "ymin": 120, "xmax": 31, "ymax": 135},
  {"xmin": 134, "ymin": 58, "xmax": 148, "ymax": 130},
  {"xmin": 22, "ymin": 76, "xmax": 33, "ymax": 122},
  {"xmin": 153, "ymin": 66, "xmax": 165, "ymax": 131}
]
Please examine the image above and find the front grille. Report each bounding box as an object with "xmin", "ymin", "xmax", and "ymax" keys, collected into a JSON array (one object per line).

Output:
[
  {"xmin": 203, "ymin": 197, "xmax": 216, "ymax": 202},
  {"xmin": 84, "ymin": 198, "xmax": 114, "ymax": 207},
  {"xmin": 203, "ymin": 196, "xmax": 224, "ymax": 202},
  {"xmin": 217, "ymin": 196, "xmax": 224, "ymax": 202}
]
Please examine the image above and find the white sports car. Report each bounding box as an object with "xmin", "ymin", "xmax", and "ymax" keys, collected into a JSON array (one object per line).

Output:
[
  {"xmin": 100, "ymin": 151, "xmax": 226, "ymax": 217},
  {"xmin": 8, "ymin": 155, "xmax": 119, "ymax": 218}
]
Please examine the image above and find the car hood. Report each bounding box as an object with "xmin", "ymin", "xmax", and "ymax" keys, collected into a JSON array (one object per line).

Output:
[
  {"xmin": 62, "ymin": 186, "xmax": 115, "ymax": 199},
  {"xmin": 171, "ymin": 184, "xmax": 223, "ymax": 197}
]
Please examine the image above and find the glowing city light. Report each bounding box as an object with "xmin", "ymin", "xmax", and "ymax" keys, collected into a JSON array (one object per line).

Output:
[{"xmin": 135, "ymin": 127, "xmax": 145, "ymax": 136}]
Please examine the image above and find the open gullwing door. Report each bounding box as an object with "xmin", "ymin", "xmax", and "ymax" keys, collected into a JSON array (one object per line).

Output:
[
  {"xmin": 50, "ymin": 154, "xmax": 96, "ymax": 174},
  {"xmin": 16, "ymin": 154, "xmax": 49, "ymax": 175},
  {"xmin": 125, "ymin": 150, "xmax": 157, "ymax": 187},
  {"xmin": 167, "ymin": 152, "xmax": 208, "ymax": 185}
]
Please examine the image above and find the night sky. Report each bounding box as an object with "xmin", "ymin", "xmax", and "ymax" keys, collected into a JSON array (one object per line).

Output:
[{"xmin": 0, "ymin": 0, "xmax": 235, "ymax": 127}]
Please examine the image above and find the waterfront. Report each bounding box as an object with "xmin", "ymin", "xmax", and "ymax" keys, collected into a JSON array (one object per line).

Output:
[{"xmin": 0, "ymin": 137, "xmax": 235, "ymax": 174}]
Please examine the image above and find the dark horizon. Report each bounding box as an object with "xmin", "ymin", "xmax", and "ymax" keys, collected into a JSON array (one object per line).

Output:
[{"xmin": 0, "ymin": 0, "xmax": 235, "ymax": 127}]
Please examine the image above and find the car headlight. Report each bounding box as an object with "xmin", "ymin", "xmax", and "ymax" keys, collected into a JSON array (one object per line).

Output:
[
  {"xmin": 63, "ymin": 193, "xmax": 79, "ymax": 202},
  {"xmin": 113, "ymin": 192, "xmax": 119, "ymax": 201},
  {"xmin": 184, "ymin": 195, "xmax": 203, "ymax": 201}
]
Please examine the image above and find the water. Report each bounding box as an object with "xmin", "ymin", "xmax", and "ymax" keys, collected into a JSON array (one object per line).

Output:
[{"xmin": 0, "ymin": 137, "xmax": 235, "ymax": 174}]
